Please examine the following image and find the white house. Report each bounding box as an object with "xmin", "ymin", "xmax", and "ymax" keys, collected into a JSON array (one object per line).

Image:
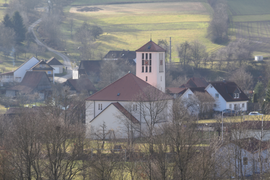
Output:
[
  {"xmin": 85, "ymin": 73, "xmax": 173, "ymax": 139},
  {"xmin": 85, "ymin": 41, "xmax": 173, "ymax": 139},
  {"xmin": 216, "ymin": 138, "xmax": 270, "ymax": 177},
  {"xmin": 205, "ymin": 81, "xmax": 249, "ymax": 112},
  {"xmin": 46, "ymin": 57, "xmax": 64, "ymax": 74},
  {"xmin": 180, "ymin": 87, "xmax": 214, "ymax": 115},
  {"xmin": 0, "ymin": 57, "xmax": 39, "ymax": 83}
]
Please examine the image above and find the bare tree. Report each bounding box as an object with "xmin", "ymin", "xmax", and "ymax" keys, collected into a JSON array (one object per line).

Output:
[
  {"xmin": 177, "ymin": 41, "xmax": 190, "ymax": 67},
  {"xmin": 207, "ymin": 0, "xmax": 229, "ymax": 44},
  {"xmin": 189, "ymin": 40, "xmax": 208, "ymax": 68},
  {"xmin": 229, "ymin": 67, "xmax": 253, "ymax": 94}
]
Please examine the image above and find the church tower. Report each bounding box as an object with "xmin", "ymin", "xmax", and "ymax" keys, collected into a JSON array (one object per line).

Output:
[{"xmin": 136, "ymin": 40, "xmax": 166, "ymax": 92}]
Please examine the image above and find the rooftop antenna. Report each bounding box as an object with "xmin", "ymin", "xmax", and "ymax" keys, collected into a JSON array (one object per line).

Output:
[{"xmin": 150, "ymin": 34, "xmax": 152, "ymax": 41}]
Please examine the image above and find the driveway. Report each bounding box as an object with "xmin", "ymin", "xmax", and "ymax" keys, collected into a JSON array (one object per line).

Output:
[{"xmin": 28, "ymin": 18, "xmax": 72, "ymax": 83}]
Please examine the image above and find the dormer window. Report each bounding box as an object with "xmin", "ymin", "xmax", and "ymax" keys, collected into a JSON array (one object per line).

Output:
[
  {"xmin": 233, "ymin": 88, "xmax": 240, "ymax": 99},
  {"xmin": 234, "ymin": 93, "xmax": 239, "ymax": 99}
]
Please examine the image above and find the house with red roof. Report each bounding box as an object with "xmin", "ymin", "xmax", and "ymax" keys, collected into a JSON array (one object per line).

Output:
[{"xmin": 85, "ymin": 41, "xmax": 173, "ymax": 139}]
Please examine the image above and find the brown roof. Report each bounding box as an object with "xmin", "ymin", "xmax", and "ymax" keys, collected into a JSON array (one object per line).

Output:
[
  {"xmin": 47, "ymin": 57, "xmax": 63, "ymax": 66},
  {"xmin": 231, "ymin": 137, "xmax": 269, "ymax": 154},
  {"xmin": 166, "ymin": 87, "xmax": 187, "ymax": 94},
  {"xmin": 136, "ymin": 40, "xmax": 166, "ymax": 52},
  {"xmin": 189, "ymin": 87, "xmax": 206, "ymax": 93},
  {"xmin": 112, "ymin": 102, "xmax": 139, "ymax": 124},
  {"xmin": 86, "ymin": 73, "xmax": 172, "ymax": 101},
  {"xmin": 65, "ymin": 77, "xmax": 96, "ymax": 93},
  {"xmin": 180, "ymin": 77, "xmax": 208, "ymax": 88},
  {"xmin": 210, "ymin": 81, "xmax": 249, "ymax": 102},
  {"xmin": 8, "ymin": 71, "xmax": 51, "ymax": 93},
  {"xmin": 0, "ymin": 71, "xmax": 14, "ymax": 75}
]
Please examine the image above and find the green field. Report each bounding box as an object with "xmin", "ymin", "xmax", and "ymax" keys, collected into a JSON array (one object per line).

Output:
[{"xmin": 63, "ymin": 1, "xmax": 223, "ymax": 62}]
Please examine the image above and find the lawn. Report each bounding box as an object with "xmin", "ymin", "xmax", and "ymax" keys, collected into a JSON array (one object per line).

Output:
[
  {"xmin": 198, "ymin": 114, "xmax": 268, "ymax": 124},
  {"xmin": 63, "ymin": 1, "xmax": 222, "ymax": 63}
]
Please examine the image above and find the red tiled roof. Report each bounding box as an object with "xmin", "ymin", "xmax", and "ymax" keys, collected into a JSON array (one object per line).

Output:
[
  {"xmin": 86, "ymin": 73, "xmax": 172, "ymax": 101},
  {"xmin": 136, "ymin": 40, "xmax": 166, "ymax": 52},
  {"xmin": 8, "ymin": 71, "xmax": 50, "ymax": 93},
  {"xmin": 180, "ymin": 77, "xmax": 208, "ymax": 88},
  {"xmin": 210, "ymin": 81, "xmax": 249, "ymax": 102},
  {"xmin": 112, "ymin": 102, "xmax": 139, "ymax": 124},
  {"xmin": 166, "ymin": 87, "xmax": 187, "ymax": 94}
]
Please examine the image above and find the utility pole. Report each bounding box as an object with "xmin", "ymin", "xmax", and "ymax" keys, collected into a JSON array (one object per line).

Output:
[{"xmin": 170, "ymin": 37, "xmax": 172, "ymax": 67}]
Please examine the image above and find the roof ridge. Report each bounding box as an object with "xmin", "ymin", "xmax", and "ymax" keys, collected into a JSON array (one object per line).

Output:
[{"xmin": 86, "ymin": 73, "xmax": 134, "ymax": 100}]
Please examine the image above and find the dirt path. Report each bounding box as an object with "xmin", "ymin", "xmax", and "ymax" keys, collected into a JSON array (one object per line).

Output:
[{"xmin": 28, "ymin": 18, "xmax": 72, "ymax": 83}]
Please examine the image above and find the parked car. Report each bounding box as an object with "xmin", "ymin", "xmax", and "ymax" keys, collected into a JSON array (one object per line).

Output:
[
  {"xmin": 222, "ymin": 109, "xmax": 238, "ymax": 116},
  {"xmin": 248, "ymin": 111, "xmax": 262, "ymax": 115}
]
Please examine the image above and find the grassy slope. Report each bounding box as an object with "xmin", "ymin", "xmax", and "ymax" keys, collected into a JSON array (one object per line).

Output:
[
  {"xmin": 228, "ymin": 0, "xmax": 270, "ymax": 57},
  {"xmin": 63, "ymin": 1, "xmax": 221, "ymax": 63}
]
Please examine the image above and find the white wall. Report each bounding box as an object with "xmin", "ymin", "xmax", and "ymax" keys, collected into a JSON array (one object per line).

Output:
[
  {"xmin": 205, "ymin": 84, "xmax": 227, "ymax": 111},
  {"xmin": 217, "ymin": 143, "xmax": 270, "ymax": 177},
  {"xmin": 226, "ymin": 101, "xmax": 248, "ymax": 111},
  {"xmin": 136, "ymin": 52, "xmax": 165, "ymax": 92},
  {"xmin": 14, "ymin": 57, "xmax": 39, "ymax": 82},
  {"xmin": 51, "ymin": 65, "xmax": 63, "ymax": 74},
  {"xmin": 90, "ymin": 104, "xmax": 140, "ymax": 139}
]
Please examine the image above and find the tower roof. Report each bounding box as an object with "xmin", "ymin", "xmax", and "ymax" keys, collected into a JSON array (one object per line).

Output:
[{"xmin": 136, "ymin": 40, "xmax": 166, "ymax": 52}]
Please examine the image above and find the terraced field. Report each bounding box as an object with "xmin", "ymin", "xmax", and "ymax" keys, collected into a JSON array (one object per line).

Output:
[{"xmin": 228, "ymin": 0, "xmax": 270, "ymax": 57}]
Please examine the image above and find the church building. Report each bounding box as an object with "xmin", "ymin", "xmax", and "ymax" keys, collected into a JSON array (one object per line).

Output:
[{"xmin": 85, "ymin": 41, "xmax": 173, "ymax": 139}]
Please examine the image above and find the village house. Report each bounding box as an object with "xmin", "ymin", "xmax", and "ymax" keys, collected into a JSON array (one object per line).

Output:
[
  {"xmin": 205, "ymin": 81, "xmax": 249, "ymax": 112},
  {"xmin": 29, "ymin": 60, "xmax": 54, "ymax": 82},
  {"xmin": 216, "ymin": 137, "xmax": 270, "ymax": 177},
  {"xmin": 167, "ymin": 78, "xmax": 249, "ymax": 113},
  {"xmin": 64, "ymin": 77, "xmax": 96, "ymax": 95},
  {"xmin": 103, "ymin": 50, "xmax": 136, "ymax": 65},
  {"xmin": 6, "ymin": 71, "xmax": 52, "ymax": 100},
  {"xmin": 0, "ymin": 57, "xmax": 39, "ymax": 83},
  {"xmin": 46, "ymin": 57, "xmax": 64, "ymax": 74}
]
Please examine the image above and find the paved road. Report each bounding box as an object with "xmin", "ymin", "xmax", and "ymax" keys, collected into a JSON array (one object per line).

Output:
[{"xmin": 28, "ymin": 18, "xmax": 72, "ymax": 83}]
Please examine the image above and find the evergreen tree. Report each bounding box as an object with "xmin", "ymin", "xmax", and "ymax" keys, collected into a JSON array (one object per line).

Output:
[
  {"xmin": 12, "ymin": 11, "xmax": 26, "ymax": 44},
  {"xmin": 3, "ymin": 14, "xmax": 13, "ymax": 28},
  {"xmin": 253, "ymin": 81, "xmax": 264, "ymax": 102},
  {"xmin": 265, "ymin": 80, "xmax": 270, "ymax": 102}
]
